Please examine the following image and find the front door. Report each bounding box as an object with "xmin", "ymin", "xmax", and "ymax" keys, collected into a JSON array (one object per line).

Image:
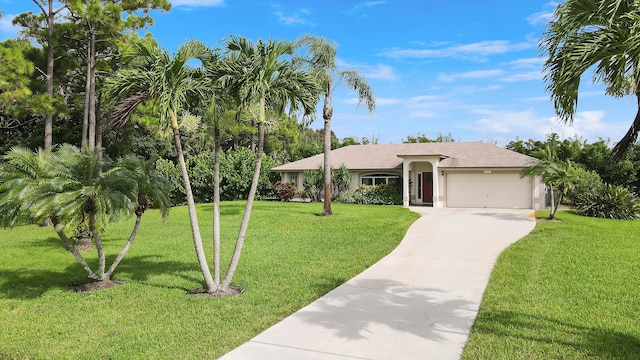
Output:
[{"xmin": 422, "ymin": 172, "xmax": 433, "ymax": 203}]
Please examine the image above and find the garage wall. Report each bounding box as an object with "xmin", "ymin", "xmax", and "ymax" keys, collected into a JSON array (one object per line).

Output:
[{"xmin": 445, "ymin": 171, "xmax": 532, "ymax": 209}]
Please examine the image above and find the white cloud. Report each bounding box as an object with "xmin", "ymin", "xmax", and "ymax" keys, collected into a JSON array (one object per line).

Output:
[
  {"xmin": 507, "ymin": 57, "xmax": 545, "ymax": 68},
  {"xmin": 0, "ymin": 13, "xmax": 18, "ymax": 36},
  {"xmin": 275, "ymin": 11, "xmax": 314, "ymax": 26},
  {"xmin": 380, "ymin": 40, "xmax": 535, "ymax": 61},
  {"xmin": 373, "ymin": 98, "xmax": 403, "ymax": 106},
  {"xmin": 499, "ymin": 71, "xmax": 543, "ymax": 82},
  {"xmin": 170, "ymin": 0, "xmax": 224, "ymax": 7},
  {"xmin": 408, "ymin": 110, "xmax": 436, "ymax": 119},
  {"xmin": 527, "ymin": 10, "xmax": 553, "ymax": 25},
  {"xmin": 528, "ymin": 2, "xmax": 557, "ymax": 25},
  {"xmin": 437, "ymin": 69, "xmax": 504, "ymax": 82},
  {"xmin": 337, "ymin": 59, "xmax": 398, "ymax": 81},
  {"xmin": 354, "ymin": 1, "xmax": 386, "ymax": 8},
  {"xmin": 460, "ymin": 108, "xmax": 628, "ymax": 144}
]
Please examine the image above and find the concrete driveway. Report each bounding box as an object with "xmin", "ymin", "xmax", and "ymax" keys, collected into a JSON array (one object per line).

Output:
[{"xmin": 219, "ymin": 207, "xmax": 536, "ymax": 360}]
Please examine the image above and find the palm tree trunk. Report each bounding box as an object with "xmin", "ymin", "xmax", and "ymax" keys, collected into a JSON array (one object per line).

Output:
[
  {"xmin": 56, "ymin": 229, "xmax": 98, "ymax": 280},
  {"xmin": 548, "ymin": 185, "xmax": 556, "ymax": 220},
  {"xmin": 105, "ymin": 214, "xmax": 142, "ymax": 279},
  {"xmin": 88, "ymin": 211, "xmax": 105, "ymax": 279},
  {"xmin": 611, "ymin": 92, "xmax": 640, "ymax": 160},
  {"xmin": 213, "ymin": 124, "xmax": 221, "ymax": 287},
  {"xmin": 172, "ymin": 124, "xmax": 216, "ymax": 292},
  {"xmin": 221, "ymin": 110, "xmax": 265, "ymax": 289},
  {"xmin": 322, "ymin": 88, "xmax": 333, "ymax": 216},
  {"xmin": 551, "ymin": 192, "xmax": 565, "ymax": 219}
]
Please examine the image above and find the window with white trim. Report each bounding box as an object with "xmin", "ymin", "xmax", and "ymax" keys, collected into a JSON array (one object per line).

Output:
[{"xmin": 361, "ymin": 173, "xmax": 399, "ymax": 186}]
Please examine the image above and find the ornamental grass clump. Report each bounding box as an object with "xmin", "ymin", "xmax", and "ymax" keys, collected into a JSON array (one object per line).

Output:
[{"xmin": 575, "ymin": 183, "xmax": 640, "ymax": 220}]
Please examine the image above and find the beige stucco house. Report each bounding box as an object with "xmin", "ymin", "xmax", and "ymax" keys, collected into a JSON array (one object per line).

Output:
[{"xmin": 272, "ymin": 142, "xmax": 544, "ymax": 210}]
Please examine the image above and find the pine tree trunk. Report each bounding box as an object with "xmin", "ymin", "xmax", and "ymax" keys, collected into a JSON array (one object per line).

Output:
[
  {"xmin": 172, "ymin": 119, "xmax": 216, "ymax": 292},
  {"xmin": 88, "ymin": 29, "xmax": 96, "ymax": 152},
  {"xmin": 82, "ymin": 41, "xmax": 90, "ymax": 148},
  {"xmin": 44, "ymin": 0, "xmax": 54, "ymax": 149}
]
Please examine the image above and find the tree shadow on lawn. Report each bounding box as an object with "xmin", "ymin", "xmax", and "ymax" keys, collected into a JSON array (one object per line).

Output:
[
  {"xmin": 110, "ymin": 254, "xmax": 204, "ymax": 291},
  {"xmin": 470, "ymin": 309, "xmax": 640, "ymax": 359},
  {"xmin": 0, "ymin": 255, "xmax": 201, "ymax": 299}
]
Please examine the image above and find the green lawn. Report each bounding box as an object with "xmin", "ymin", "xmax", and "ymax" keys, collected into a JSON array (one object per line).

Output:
[
  {"xmin": 462, "ymin": 210, "xmax": 640, "ymax": 359},
  {"xmin": 0, "ymin": 201, "xmax": 419, "ymax": 359}
]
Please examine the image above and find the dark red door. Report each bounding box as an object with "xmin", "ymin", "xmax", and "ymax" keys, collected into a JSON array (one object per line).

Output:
[{"xmin": 423, "ymin": 172, "xmax": 433, "ymax": 203}]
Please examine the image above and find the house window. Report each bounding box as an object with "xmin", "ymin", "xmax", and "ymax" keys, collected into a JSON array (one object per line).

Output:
[
  {"xmin": 417, "ymin": 173, "xmax": 422, "ymax": 199},
  {"xmin": 361, "ymin": 173, "xmax": 399, "ymax": 186},
  {"xmin": 289, "ymin": 172, "xmax": 298, "ymax": 186}
]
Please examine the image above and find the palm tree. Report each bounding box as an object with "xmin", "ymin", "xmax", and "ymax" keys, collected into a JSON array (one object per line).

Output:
[
  {"xmin": 217, "ymin": 36, "xmax": 317, "ymax": 291},
  {"xmin": 104, "ymin": 39, "xmax": 217, "ymax": 291},
  {"xmin": 521, "ymin": 146, "xmax": 577, "ymax": 220},
  {"xmin": 542, "ymin": 0, "xmax": 640, "ymax": 160},
  {"xmin": 105, "ymin": 154, "xmax": 171, "ymax": 278},
  {"xmin": 297, "ymin": 35, "xmax": 375, "ymax": 215},
  {"xmin": 200, "ymin": 53, "xmax": 226, "ymax": 288},
  {"xmin": 0, "ymin": 145, "xmax": 137, "ymax": 281}
]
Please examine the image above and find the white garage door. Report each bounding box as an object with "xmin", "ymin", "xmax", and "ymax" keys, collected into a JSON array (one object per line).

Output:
[{"xmin": 446, "ymin": 173, "xmax": 531, "ymax": 209}]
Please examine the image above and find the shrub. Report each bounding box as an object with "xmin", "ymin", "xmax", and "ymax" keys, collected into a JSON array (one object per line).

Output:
[
  {"xmin": 303, "ymin": 166, "xmax": 324, "ymax": 202},
  {"xmin": 575, "ymin": 183, "xmax": 640, "ymax": 220},
  {"xmin": 155, "ymin": 148, "xmax": 279, "ymax": 205},
  {"xmin": 155, "ymin": 158, "xmax": 186, "ymax": 205},
  {"xmin": 331, "ymin": 164, "xmax": 352, "ymax": 199},
  {"xmin": 302, "ymin": 164, "xmax": 352, "ymax": 201},
  {"xmin": 272, "ymin": 181, "xmax": 296, "ymax": 201},
  {"xmin": 339, "ymin": 183, "xmax": 402, "ymax": 205},
  {"xmin": 566, "ymin": 167, "xmax": 603, "ymax": 205}
]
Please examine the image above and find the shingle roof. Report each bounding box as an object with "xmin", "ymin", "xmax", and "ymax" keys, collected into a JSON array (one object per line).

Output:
[{"xmin": 271, "ymin": 142, "xmax": 538, "ymax": 172}]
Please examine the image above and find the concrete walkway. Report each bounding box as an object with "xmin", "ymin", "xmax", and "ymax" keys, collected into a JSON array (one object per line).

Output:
[{"xmin": 219, "ymin": 207, "xmax": 536, "ymax": 360}]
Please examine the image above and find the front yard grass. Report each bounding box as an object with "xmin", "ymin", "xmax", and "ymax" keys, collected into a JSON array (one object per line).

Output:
[
  {"xmin": 462, "ymin": 210, "xmax": 640, "ymax": 359},
  {"xmin": 0, "ymin": 201, "xmax": 419, "ymax": 359}
]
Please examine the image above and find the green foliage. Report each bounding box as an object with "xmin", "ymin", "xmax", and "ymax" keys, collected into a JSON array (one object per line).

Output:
[
  {"xmin": 155, "ymin": 148, "xmax": 279, "ymax": 204},
  {"xmin": 303, "ymin": 166, "xmax": 324, "ymax": 202},
  {"xmin": 340, "ymin": 182, "xmax": 402, "ymax": 205},
  {"xmin": 272, "ymin": 181, "xmax": 296, "ymax": 201},
  {"xmin": 219, "ymin": 148, "xmax": 278, "ymax": 201},
  {"xmin": 331, "ymin": 164, "xmax": 352, "ymax": 198},
  {"xmin": 301, "ymin": 165, "xmax": 352, "ymax": 202},
  {"xmin": 575, "ymin": 183, "xmax": 640, "ymax": 220},
  {"xmin": 566, "ymin": 166, "xmax": 603, "ymax": 205},
  {"xmin": 509, "ymin": 134, "xmax": 640, "ymax": 193},
  {"xmin": 541, "ymin": 0, "xmax": 640, "ymax": 158},
  {"xmin": 155, "ymin": 158, "xmax": 185, "ymax": 205},
  {"xmin": 403, "ymin": 131, "xmax": 455, "ymax": 143}
]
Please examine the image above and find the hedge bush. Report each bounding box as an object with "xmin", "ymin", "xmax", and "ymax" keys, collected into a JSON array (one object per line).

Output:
[
  {"xmin": 339, "ymin": 183, "xmax": 402, "ymax": 205},
  {"xmin": 155, "ymin": 148, "xmax": 279, "ymax": 205}
]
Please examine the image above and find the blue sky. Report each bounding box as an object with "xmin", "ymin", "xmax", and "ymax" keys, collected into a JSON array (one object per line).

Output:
[{"xmin": 0, "ymin": 0, "xmax": 635, "ymax": 146}]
